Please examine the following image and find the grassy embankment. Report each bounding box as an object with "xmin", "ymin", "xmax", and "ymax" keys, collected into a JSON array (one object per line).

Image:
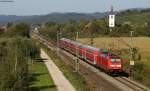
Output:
[
  {"xmin": 79, "ymin": 37, "xmax": 150, "ymax": 88},
  {"xmin": 39, "ymin": 42, "xmax": 91, "ymax": 91},
  {"xmin": 28, "ymin": 57, "xmax": 58, "ymax": 91},
  {"xmin": 28, "ymin": 39, "xmax": 57, "ymax": 91}
]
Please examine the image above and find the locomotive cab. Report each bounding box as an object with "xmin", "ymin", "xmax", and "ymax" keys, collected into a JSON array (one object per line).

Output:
[{"xmin": 108, "ymin": 54, "xmax": 123, "ymax": 73}]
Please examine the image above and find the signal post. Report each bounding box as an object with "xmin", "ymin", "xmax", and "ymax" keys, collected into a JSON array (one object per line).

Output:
[{"xmin": 109, "ymin": 6, "xmax": 115, "ymax": 50}]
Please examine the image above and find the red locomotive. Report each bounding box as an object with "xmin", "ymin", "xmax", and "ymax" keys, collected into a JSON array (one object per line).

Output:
[{"xmin": 59, "ymin": 38, "xmax": 123, "ymax": 74}]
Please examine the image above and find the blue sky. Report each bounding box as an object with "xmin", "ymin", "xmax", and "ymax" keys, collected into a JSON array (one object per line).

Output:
[{"xmin": 0, "ymin": 0, "xmax": 150, "ymax": 15}]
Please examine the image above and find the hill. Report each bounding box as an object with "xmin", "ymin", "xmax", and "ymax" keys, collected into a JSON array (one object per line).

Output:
[
  {"xmin": 115, "ymin": 8, "xmax": 150, "ymax": 27},
  {"xmin": 0, "ymin": 12, "xmax": 107, "ymax": 24},
  {"xmin": 0, "ymin": 15, "xmax": 35, "ymax": 23},
  {"xmin": 26, "ymin": 12, "xmax": 107, "ymax": 24},
  {"xmin": 0, "ymin": 8, "xmax": 150, "ymax": 25}
]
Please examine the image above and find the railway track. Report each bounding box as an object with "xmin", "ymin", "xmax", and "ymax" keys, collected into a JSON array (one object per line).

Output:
[
  {"xmin": 59, "ymin": 50, "xmax": 120, "ymax": 91},
  {"xmin": 32, "ymin": 33, "xmax": 150, "ymax": 91},
  {"xmin": 114, "ymin": 77, "xmax": 149, "ymax": 91}
]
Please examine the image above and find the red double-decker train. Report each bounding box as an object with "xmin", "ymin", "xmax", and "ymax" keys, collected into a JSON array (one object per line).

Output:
[{"xmin": 59, "ymin": 38, "xmax": 123, "ymax": 74}]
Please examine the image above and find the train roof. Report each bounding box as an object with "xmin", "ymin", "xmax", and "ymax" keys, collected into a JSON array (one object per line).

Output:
[
  {"xmin": 61, "ymin": 38, "xmax": 101, "ymax": 51},
  {"xmin": 82, "ymin": 45, "xmax": 101, "ymax": 51},
  {"xmin": 60, "ymin": 38, "xmax": 82, "ymax": 46}
]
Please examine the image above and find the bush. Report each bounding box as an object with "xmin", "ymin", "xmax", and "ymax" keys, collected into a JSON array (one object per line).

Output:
[
  {"xmin": 132, "ymin": 62, "xmax": 145, "ymax": 83},
  {"xmin": 133, "ymin": 62, "xmax": 144, "ymax": 72},
  {"xmin": 6, "ymin": 23, "xmax": 30, "ymax": 38}
]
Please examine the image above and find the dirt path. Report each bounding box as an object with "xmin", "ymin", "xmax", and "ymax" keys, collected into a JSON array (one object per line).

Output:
[{"xmin": 40, "ymin": 49, "xmax": 76, "ymax": 91}]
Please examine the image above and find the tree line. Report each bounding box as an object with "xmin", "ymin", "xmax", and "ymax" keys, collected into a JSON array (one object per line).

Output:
[
  {"xmin": 38, "ymin": 15, "xmax": 150, "ymax": 41},
  {"xmin": 0, "ymin": 23, "xmax": 40, "ymax": 91}
]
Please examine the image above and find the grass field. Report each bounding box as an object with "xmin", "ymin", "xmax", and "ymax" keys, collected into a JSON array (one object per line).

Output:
[
  {"xmin": 28, "ymin": 60, "xmax": 57, "ymax": 91},
  {"xmin": 79, "ymin": 37, "xmax": 150, "ymax": 62}
]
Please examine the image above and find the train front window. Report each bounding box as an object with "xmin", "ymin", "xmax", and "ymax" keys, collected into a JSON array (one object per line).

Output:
[
  {"xmin": 110, "ymin": 59, "xmax": 116, "ymax": 62},
  {"xmin": 116, "ymin": 59, "xmax": 121, "ymax": 62},
  {"xmin": 110, "ymin": 59, "xmax": 121, "ymax": 63}
]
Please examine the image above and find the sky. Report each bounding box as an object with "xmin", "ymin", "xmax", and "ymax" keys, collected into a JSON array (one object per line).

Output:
[{"xmin": 0, "ymin": 0, "xmax": 150, "ymax": 15}]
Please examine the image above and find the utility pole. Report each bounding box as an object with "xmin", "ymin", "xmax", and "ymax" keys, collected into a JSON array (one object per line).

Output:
[
  {"xmin": 129, "ymin": 31, "xmax": 134, "ymax": 76},
  {"xmin": 14, "ymin": 45, "xmax": 18, "ymax": 72},
  {"xmin": 57, "ymin": 27, "xmax": 62, "ymax": 55},
  {"xmin": 76, "ymin": 32, "xmax": 79, "ymax": 41},
  {"xmin": 59, "ymin": 25, "xmax": 62, "ymax": 39},
  {"xmin": 75, "ymin": 32, "xmax": 79, "ymax": 73},
  {"xmin": 91, "ymin": 36, "xmax": 94, "ymax": 46},
  {"xmin": 57, "ymin": 31, "xmax": 59, "ymax": 55}
]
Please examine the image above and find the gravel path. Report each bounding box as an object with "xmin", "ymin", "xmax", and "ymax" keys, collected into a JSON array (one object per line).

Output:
[{"xmin": 40, "ymin": 49, "xmax": 76, "ymax": 91}]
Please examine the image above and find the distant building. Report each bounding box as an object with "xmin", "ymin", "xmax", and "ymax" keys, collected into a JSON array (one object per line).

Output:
[{"xmin": 34, "ymin": 26, "xmax": 39, "ymax": 33}]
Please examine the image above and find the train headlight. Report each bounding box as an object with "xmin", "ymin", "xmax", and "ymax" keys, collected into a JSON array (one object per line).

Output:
[
  {"xmin": 116, "ymin": 65, "xmax": 121, "ymax": 67},
  {"xmin": 110, "ymin": 65, "xmax": 115, "ymax": 67},
  {"xmin": 110, "ymin": 64, "xmax": 121, "ymax": 67}
]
